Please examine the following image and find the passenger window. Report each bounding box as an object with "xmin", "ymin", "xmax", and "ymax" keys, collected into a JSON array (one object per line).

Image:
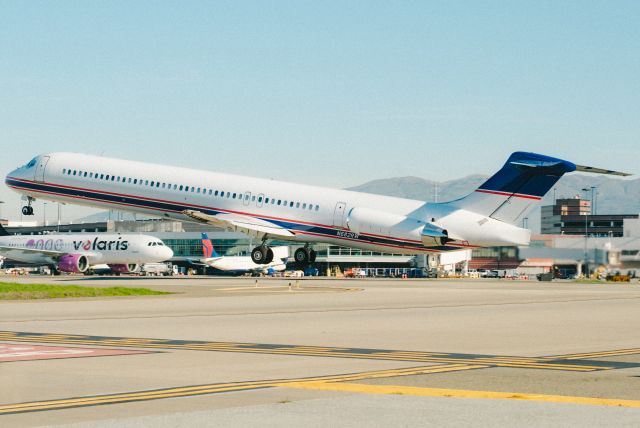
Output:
[
  {"xmin": 214, "ymin": 190, "xmax": 219, "ymax": 196},
  {"xmin": 111, "ymin": 176, "xmax": 115, "ymax": 181},
  {"xmin": 315, "ymin": 205, "xmax": 319, "ymax": 211},
  {"xmin": 156, "ymin": 182, "xmax": 160, "ymax": 187},
  {"xmin": 84, "ymin": 172, "xmax": 88, "ymax": 177},
  {"xmin": 277, "ymin": 200, "xmax": 282, "ymax": 205},
  {"xmin": 150, "ymin": 181, "xmax": 154, "ymax": 186},
  {"xmin": 290, "ymin": 202, "xmax": 294, "ymax": 207},
  {"xmin": 73, "ymin": 170, "xmax": 77, "ymax": 176},
  {"xmin": 179, "ymin": 185, "xmax": 183, "ymax": 191},
  {"xmin": 258, "ymin": 196, "xmax": 263, "ymax": 203},
  {"xmin": 208, "ymin": 189, "xmax": 212, "ymax": 195},
  {"xmin": 302, "ymin": 203, "xmax": 307, "ymax": 209},
  {"xmin": 62, "ymin": 169, "xmax": 66, "ymax": 174},
  {"xmin": 265, "ymin": 197, "xmax": 269, "ymax": 203},
  {"xmin": 232, "ymin": 193, "xmax": 237, "ymax": 199},
  {"xmin": 133, "ymin": 179, "xmax": 138, "ymax": 184}
]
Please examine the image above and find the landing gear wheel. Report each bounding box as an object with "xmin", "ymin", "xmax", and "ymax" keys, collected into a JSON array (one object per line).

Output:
[
  {"xmin": 264, "ymin": 248, "xmax": 274, "ymax": 264},
  {"xmin": 294, "ymin": 247, "xmax": 311, "ymax": 265},
  {"xmin": 22, "ymin": 206, "xmax": 34, "ymax": 216},
  {"xmin": 251, "ymin": 246, "xmax": 268, "ymax": 264}
]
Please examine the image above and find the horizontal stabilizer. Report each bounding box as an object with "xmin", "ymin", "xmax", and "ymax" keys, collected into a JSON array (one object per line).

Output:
[{"xmin": 575, "ymin": 165, "xmax": 631, "ymax": 177}]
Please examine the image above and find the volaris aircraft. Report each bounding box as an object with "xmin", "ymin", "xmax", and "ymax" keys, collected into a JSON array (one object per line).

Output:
[{"xmin": 0, "ymin": 224, "xmax": 173, "ymax": 274}]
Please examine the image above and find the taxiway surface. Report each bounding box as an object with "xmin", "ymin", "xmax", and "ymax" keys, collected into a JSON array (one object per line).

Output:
[{"xmin": 1, "ymin": 276, "xmax": 639, "ymax": 427}]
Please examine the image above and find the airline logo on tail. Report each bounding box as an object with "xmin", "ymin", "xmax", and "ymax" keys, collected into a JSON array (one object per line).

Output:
[{"xmin": 201, "ymin": 233, "xmax": 217, "ymax": 258}]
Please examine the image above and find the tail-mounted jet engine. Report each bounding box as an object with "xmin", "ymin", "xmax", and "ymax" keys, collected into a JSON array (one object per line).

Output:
[
  {"xmin": 346, "ymin": 207, "xmax": 451, "ymax": 247},
  {"xmin": 58, "ymin": 254, "xmax": 89, "ymax": 273}
]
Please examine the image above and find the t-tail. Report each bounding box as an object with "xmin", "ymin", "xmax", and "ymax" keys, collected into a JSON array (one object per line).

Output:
[
  {"xmin": 444, "ymin": 152, "xmax": 630, "ymax": 225},
  {"xmin": 201, "ymin": 233, "xmax": 218, "ymax": 258}
]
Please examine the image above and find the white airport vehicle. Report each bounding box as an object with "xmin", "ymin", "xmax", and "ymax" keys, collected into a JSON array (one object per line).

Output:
[
  {"xmin": 139, "ymin": 263, "xmax": 174, "ymax": 276},
  {"xmin": 0, "ymin": 224, "xmax": 173, "ymax": 274},
  {"xmin": 5, "ymin": 152, "xmax": 630, "ymax": 267},
  {"xmin": 199, "ymin": 233, "xmax": 287, "ymax": 274}
]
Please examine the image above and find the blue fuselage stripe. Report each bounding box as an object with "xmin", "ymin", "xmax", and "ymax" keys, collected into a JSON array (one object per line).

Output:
[{"xmin": 6, "ymin": 178, "xmax": 465, "ymax": 252}]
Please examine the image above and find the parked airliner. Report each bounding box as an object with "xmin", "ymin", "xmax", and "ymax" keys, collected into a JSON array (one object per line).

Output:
[
  {"xmin": 5, "ymin": 152, "xmax": 629, "ymax": 266},
  {"xmin": 199, "ymin": 233, "xmax": 287, "ymax": 273},
  {"xmin": 0, "ymin": 224, "xmax": 173, "ymax": 274}
]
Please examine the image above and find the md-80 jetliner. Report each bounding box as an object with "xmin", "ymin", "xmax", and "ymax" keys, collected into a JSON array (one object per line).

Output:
[
  {"xmin": 5, "ymin": 152, "xmax": 629, "ymax": 266},
  {"xmin": 0, "ymin": 224, "xmax": 173, "ymax": 274}
]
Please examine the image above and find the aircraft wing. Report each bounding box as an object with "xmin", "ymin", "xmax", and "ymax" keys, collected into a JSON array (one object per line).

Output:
[
  {"xmin": 0, "ymin": 245, "xmax": 64, "ymax": 258},
  {"xmin": 182, "ymin": 210, "xmax": 295, "ymax": 238}
]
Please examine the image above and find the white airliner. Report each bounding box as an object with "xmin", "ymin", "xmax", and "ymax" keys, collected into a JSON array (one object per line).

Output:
[
  {"xmin": 199, "ymin": 233, "xmax": 287, "ymax": 273},
  {"xmin": 0, "ymin": 224, "xmax": 173, "ymax": 274},
  {"xmin": 4, "ymin": 152, "xmax": 629, "ymax": 266}
]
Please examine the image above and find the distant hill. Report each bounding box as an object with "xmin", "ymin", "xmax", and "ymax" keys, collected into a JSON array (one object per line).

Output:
[{"xmin": 348, "ymin": 174, "xmax": 640, "ymax": 232}]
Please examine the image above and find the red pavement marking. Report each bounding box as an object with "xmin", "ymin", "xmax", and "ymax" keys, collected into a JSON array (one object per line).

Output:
[{"xmin": 0, "ymin": 343, "xmax": 149, "ymax": 362}]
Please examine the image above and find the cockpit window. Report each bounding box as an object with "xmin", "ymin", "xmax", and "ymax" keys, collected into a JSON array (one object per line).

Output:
[{"xmin": 25, "ymin": 158, "xmax": 37, "ymax": 169}]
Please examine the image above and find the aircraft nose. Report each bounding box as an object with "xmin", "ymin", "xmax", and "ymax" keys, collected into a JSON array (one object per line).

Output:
[{"xmin": 161, "ymin": 246, "xmax": 174, "ymax": 260}]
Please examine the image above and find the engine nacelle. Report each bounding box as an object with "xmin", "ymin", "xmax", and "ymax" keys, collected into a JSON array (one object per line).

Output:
[
  {"xmin": 58, "ymin": 254, "xmax": 89, "ymax": 273},
  {"xmin": 108, "ymin": 264, "xmax": 139, "ymax": 274},
  {"xmin": 346, "ymin": 207, "xmax": 450, "ymax": 247}
]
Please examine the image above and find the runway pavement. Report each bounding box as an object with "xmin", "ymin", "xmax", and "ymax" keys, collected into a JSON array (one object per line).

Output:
[{"xmin": 1, "ymin": 275, "xmax": 639, "ymax": 427}]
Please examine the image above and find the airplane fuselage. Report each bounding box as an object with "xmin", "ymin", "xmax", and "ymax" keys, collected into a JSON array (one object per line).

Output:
[{"xmin": 6, "ymin": 153, "xmax": 531, "ymax": 255}]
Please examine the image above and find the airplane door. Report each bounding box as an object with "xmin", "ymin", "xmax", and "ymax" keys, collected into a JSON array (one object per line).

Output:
[
  {"xmin": 333, "ymin": 202, "xmax": 347, "ymax": 228},
  {"xmin": 257, "ymin": 193, "xmax": 264, "ymax": 208},
  {"xmin": 34, "ymin": 156, "xmax": 50, "ymax": 182},
  {"xmin": 243, "ymin": 191, "xmax": 251, "ymax": 206}
]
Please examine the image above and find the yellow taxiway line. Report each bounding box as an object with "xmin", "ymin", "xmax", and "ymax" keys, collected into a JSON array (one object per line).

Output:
[{"xmin": 277, "ymin": 381, "xmax": 640, "ymax": 409}]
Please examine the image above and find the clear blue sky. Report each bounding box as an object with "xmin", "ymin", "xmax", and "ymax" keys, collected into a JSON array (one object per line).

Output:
[{"xmin": 1, "ymin": 1, "xmax": 638, "ymax": 221}]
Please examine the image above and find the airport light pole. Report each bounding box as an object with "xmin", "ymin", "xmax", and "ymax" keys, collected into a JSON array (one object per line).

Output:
[{"xmin": 581, "ymin": 188, "xmax": 590, "ymax": 277}]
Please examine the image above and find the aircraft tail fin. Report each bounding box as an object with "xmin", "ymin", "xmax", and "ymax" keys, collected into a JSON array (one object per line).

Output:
[
  {"xmin": 0, "ymin": 223, "xmax": 9, "ymax": 237},
  {"xmin": 201, "ymin": 233, "xmax": 218, "ymax": 258},
  {"xmin": 444, "ymin": 152, "xmax": 630, "ymax": 225}
]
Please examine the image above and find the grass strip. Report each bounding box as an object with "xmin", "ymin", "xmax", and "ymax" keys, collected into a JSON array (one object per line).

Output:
[{"xmin": 0, "ymin": 282, "xmax": 171, "ymax": 300}]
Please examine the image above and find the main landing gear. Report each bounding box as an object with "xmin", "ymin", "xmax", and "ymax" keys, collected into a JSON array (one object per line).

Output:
[
  {"xmin": 251, "ymin": 245, "xmax": 274, "ymax": 265},
  {"xmin": 22, "ymin": 197, "xmax": 35, "ymax": 216},
  {"xmin": 294, "ymin": 246, "xmax": 316, "ymax": 266},
  {"xmin": 250, "ymin": 243, "xmax": 316, "ymax": 267}
]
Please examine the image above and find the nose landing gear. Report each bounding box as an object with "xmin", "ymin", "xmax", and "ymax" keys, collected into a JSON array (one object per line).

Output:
[{"xmin": 22, "ymin": 197, "xmax": 35, "ymax": 216}]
